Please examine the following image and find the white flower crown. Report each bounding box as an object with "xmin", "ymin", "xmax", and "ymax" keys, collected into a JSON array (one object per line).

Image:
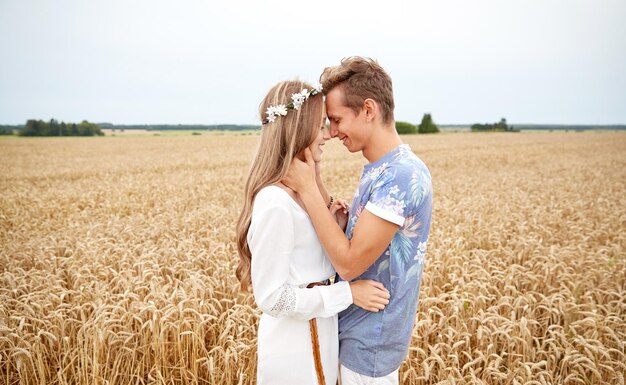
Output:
[{"xmin": 263, "ymin": 84, "xmax": 323, "ymax": 125}]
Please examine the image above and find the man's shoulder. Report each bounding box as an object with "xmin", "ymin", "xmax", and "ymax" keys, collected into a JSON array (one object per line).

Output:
[
  {"xmin": 384, "ymin": 151, "xmax": 432, "ymax": 211},
  {"xmin": 385, "ymin": 152, "xmax": 430, "ymax": 182},
  {"xmin": 398, "ymin": 146, "xmax": 428, "ymax": 167}
]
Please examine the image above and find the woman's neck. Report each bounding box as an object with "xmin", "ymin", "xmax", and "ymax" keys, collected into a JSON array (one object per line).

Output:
[{"xmin": 275, "ymin": 182, "xmax": 306, "ymax": 209}]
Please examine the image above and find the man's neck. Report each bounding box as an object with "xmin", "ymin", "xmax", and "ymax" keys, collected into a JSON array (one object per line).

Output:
[{"xmin": 362, "ymin": 123, "xmax": 403, "ymax": 164}]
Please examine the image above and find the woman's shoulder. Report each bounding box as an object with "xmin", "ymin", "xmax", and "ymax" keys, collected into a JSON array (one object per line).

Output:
[{"xmin": 254, "ymin": 185, "xmax": 294, "ymax": 209}]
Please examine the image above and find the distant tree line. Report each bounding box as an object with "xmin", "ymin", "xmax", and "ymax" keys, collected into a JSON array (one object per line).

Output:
[
  {"xmin": 395, "ymin": 113, "xmax": 440, "ymax": 135},
  {"xmin": 6, "ymin": 119, "xmax": 621, "ymax": 137},
  {"xmin": 0, "ymin": 126, "xmax": 16, "ymax": 135},
  {"xmin": 19, "ymin": 119, "xmax": 104, "ymax": 136},
  {"xmin": 512, "ymin": 124, "xmax": 626, "ymax": 131},
  {"xmin": 471, "ymin": 118, "xmax": 518, "ymax": 132},
  {"xmin": 99, "ymin": 123, "xmax": 260, "ymax": 131}
]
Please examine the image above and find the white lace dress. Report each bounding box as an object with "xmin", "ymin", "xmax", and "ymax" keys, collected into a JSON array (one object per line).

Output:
[{"xmin": 248, "ymin": 186, "xmax": 353, "ymax": 385}]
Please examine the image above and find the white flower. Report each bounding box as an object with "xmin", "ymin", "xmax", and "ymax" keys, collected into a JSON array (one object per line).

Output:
[
  {"xmin": 266, "ymin": 105, "xmax": 288, "ymax": 121},
  {"xmin": 275, "ymin": 104, "xmax": 288, "ymax": 116},
  {"xmin": 262, "ymin": 83, "xmax": 322, "ymax": 124},
  {"xmin": 413, "ymin": 240, "xmax": 428, "ymax": 263},
  {"xmin": 292, "ymin": 92, "xmax": 306, "ymax": 110},
  {"xmin": 265, "ymin": 107, "xmax": 276, "ymax": 122},
  {"xmin": 367, "ymin": 165, "xmax": 384, "ymax": 181},
  {"xmin": 394, "ymin": 200, "xmax": 405, "ymax": 213},
  {"xmin": 389, "ymin": 185, "xmax": 399, "ymax": 195}
]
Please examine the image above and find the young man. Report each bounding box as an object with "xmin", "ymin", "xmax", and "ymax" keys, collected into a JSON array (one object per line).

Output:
[{"xmin": 283, "ymin": 57, "xmax": 433, "ymax": 384}]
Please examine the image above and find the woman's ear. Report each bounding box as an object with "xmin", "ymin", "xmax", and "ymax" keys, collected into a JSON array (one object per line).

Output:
[{"xmin": 363, "ymin": 98, "xmax": 377, "ymax": 122}]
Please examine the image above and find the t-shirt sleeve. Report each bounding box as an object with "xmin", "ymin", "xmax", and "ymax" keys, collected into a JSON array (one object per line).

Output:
[{"xmin": 364, "ymin": 167, "xmax": 411, "ymax": 226}]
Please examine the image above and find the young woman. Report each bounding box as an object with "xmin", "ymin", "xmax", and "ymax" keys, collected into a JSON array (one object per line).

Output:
[{"xmin": 236, "ymin": 80, "xmax": 390, "ymax": 385}]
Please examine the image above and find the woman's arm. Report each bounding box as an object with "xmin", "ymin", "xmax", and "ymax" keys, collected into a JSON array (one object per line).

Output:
[
  {"xmin": 250, "ymin": 197, "xmax": 352, "ymax": 320},
  {"xmin": 249, "ymin": 195, "xmax": 388, "ymax": 321}
]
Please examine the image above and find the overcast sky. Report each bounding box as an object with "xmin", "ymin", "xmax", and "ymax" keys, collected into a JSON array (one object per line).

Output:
[{"xmin": 1, "ymin": 0, "xmax": 625, "ymax": 125}]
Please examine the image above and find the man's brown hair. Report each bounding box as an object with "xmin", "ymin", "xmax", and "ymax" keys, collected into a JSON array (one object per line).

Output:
[{"xmin": 320, "ymin": 57, "xmax": 394, "ymax": 124}]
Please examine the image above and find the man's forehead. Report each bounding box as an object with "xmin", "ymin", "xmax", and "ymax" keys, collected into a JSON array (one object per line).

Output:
[
  {"xmin": 326, "ymin": 102, "xmax": 353, "ymax": 120},
  {"xmin": 325, "ymin": 90, "xmax": 344, "ymax": 116},
  {"xmin": 325, "ymin": 108, "xmax": 339, "ymax": 119},
  {"xmin": 324, "ymin": 99, "xmax": 336, "ymax": 116}
]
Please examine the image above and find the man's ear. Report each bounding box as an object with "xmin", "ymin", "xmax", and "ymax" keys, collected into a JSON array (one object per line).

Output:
[{"xmin": 363, "ymin": 98, "xmax": 377, "ymax": 122}]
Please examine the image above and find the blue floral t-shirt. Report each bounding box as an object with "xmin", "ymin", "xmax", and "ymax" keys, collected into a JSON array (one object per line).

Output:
[{"xmin": 337, "ymin": 144, "xmax": 432, "ymax": 377}]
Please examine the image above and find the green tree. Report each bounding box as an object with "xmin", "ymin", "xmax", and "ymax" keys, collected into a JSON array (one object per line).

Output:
[
  {"xmin": 395, "ymin": 121, "xmax": 417, "ymax": 134},
  {"xmin": 418, "ymin": 113, "xmax": 440, "ymax": 134},
  {"xmin": 78, "ymin": 120, "xmax": 91, "ymax": 136},
  {"xmin": 495, "ymin": 118, "xmax": 507, "ymax": 131},
  {"xmin": 20, "ymin": 120, "xmax": 38, "ymax": 136},
  {"xmin": 471, "ymin": 118, "xmax": 517, "ymax": 132},
  {"xmin": 49, "ymin": 119, "xmax": 60, "ymax": 136},
  {"xmin": 18, "ymin": 119, "xmax": 103, "ymax": 136}
]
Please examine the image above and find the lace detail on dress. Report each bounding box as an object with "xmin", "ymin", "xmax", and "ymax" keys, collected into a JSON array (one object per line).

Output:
[{"xmin": 268, "ymin": 284, "xmax": 296, "ymax": 317}]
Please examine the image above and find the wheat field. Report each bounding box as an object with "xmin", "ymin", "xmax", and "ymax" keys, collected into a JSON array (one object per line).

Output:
[{"xmin": 1, "ymin": 131, "xmax": 624, "ymax": 385}]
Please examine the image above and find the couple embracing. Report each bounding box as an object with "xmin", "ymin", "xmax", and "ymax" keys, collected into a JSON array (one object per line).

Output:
[{"xmin": 236, "ymin": 57, "xmax": 432, "ymax": 385}]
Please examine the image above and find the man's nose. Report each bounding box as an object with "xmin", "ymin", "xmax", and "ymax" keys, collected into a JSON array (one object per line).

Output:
[
  {"xmin": 329, "ymin": 125, "xmax": 339, "ymax": 138},
  {"xmin": 322, "ymin": 128, "xmax": 331, "ymax": 140}
]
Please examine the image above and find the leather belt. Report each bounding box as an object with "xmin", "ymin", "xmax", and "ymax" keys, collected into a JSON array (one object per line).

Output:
[{"xmin": 307, "ymin": 280, "xmax": 331, "ymax": 385}]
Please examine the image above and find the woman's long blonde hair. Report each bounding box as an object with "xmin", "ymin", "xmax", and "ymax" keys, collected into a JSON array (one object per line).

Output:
[{"xmin": 236, "ymin": 80, "xmax": 324, "ymax": 291}]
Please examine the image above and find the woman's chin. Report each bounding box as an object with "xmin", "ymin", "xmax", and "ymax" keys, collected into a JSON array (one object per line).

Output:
[{"xmin": 309, "ymin": 149, "xmax": 322, "ymax": 163}]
